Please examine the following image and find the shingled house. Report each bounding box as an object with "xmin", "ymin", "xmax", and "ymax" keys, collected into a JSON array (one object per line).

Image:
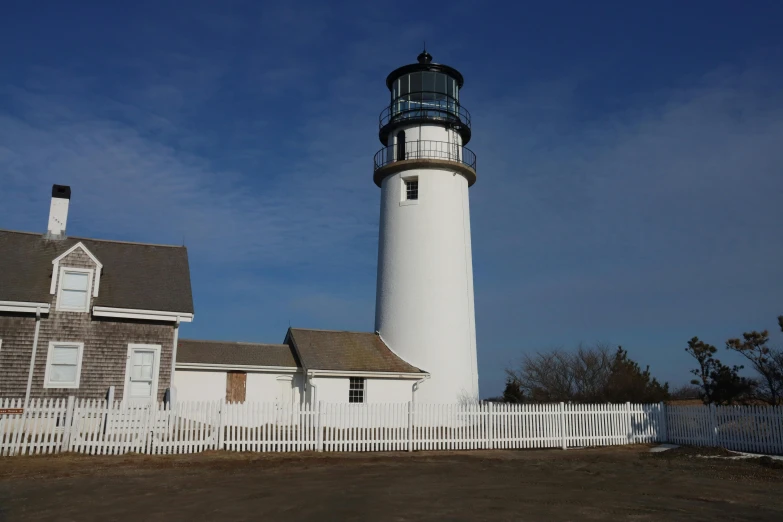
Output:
[
  {"xmin": 0, "ymin": 185, "xmax": 194, "ymax": 403},
  {"xmin": 174, "ymin": 329, "xmax": 428, "ymax": 404}
]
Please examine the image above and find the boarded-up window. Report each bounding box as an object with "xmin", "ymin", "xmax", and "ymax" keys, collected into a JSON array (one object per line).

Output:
[{"xmin": 226, "ymin": 371, "xmax": 247, "ymax": 403}]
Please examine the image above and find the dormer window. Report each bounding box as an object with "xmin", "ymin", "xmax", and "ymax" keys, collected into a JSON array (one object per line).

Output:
[{"xmin": 56, "ymin": 267, "xmax": 93, "ymax": 312}]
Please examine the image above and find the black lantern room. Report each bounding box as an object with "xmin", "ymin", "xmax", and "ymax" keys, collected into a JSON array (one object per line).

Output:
[{"xmin": 378, "ymin": 51, "xmax": 471, "ymax": 145}]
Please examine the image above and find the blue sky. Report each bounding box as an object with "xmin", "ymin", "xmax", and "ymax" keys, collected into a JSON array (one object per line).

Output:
[{"xmin": 1, "ymin": 1, "xmax": 782, "ymax": 397}]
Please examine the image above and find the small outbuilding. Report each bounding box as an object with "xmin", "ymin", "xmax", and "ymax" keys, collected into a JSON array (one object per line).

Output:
[{"xmin": 174, "ymin": 328, "xmax": 429, "ymax": 404}]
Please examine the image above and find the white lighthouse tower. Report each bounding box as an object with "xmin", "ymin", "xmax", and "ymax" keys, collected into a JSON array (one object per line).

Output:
[{"xmin": 373, "ymin": 51, "xmax": 479, "ymax": 403}]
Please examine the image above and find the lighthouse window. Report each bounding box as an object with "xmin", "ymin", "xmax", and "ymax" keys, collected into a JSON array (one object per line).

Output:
[
  {"xmin": 423, "ymin": 72, "xmax": 436, "ymax": 93},
  {"xmin": 405, "ymin": 179, "xmax": 419, "ymax": 201},
  {"xmin": 400, "ymin": 75, "xmax": 409, "ymax": 96},
  {"xmin": 393, "ymin": 74, "xmax": 458, "ymax": 102},
  {"xmin": 409, "ymin": 72, "xmax": 422, "ymax": 96}
]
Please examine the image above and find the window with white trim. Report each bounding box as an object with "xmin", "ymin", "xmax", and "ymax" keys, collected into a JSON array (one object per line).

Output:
[
  {"xmin": 56, "ymin": 267, "xmax": 92, "ymax": 312},
  {"xmin": 404, "ymin": 179, "xmax": 419, "ymax": 201},
  {"xmin": 44, "ymin": 342, "xmax": 84, "ymax": 388},
  {"xmin": 125, "ymin": 344, "xmax": 161, "ymax": 402},
  {"xmin": 349, "ymin": 377, "xmax": 365, "ymax": 403}
]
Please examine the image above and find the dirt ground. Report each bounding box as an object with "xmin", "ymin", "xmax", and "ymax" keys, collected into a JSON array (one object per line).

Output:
[{"xmin": 0, "ymin": 445, "xmax": 781, "ymax": 521}]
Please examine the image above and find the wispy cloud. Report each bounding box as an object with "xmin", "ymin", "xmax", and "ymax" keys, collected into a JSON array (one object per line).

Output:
[{"xmin": 0, "ymin": 78, "xmax": 377, "ymax": 268}]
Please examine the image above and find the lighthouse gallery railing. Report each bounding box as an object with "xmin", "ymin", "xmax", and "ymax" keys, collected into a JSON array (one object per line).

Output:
[
  {"xmin": 373, "ymin": 140, "xmax": 477, "ymax": 172},
  {"xmin": 379, "ymin": 96, "xmax": 471, "ymax": 132}
]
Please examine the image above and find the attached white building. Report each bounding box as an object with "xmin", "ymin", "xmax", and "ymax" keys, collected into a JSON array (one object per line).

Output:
[{"xmin": 174, "ymin": 328, "xmax": 429, "ymax": 404}]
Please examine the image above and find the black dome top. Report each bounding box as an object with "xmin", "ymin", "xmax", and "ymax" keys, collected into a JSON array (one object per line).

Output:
[
  {"xmin": 385, "ymin": 52, "xmax": 464, "ymax": 90},
  {"xmin": 417, "ymin": 51, "xmax": 432, "ymax": 64}
]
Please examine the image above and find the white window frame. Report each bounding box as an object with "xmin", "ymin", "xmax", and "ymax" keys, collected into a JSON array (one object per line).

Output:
[
  {"xmin": 400, "ymin": 176, "xmax": 419, "ymax": 206},
  {"xmin": 55, "ymin": 266, "xmax": 94, "ymax": 312},
  {"xmin": 123, "ymin": 343, "xmax": 162, "ymax": 404},
  {"xmin": 43, "ymin": 341, "xmax": 84, "ymax": 389},
  {"xmin": 50, "ymin": 242, "xmax": 103, "ymax": 297}
]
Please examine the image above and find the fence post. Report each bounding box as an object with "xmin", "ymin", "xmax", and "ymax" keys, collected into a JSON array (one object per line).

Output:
[
  {"xmin": 140, "ymin": 400, "xmax": 153, "ymax": 455},
  {"xmin": 625, "ymin": 402, "xmax": 632, "ymax": 444},
  {"xmin": 167, "ymin": 386, "xmax": 177, "ymax": 410},
  {"xmin": 560, "ymin": 402, "xmax": 567, "ymax": 450},
  {"xmin": 658, "ymin": 402, "xmax": 668, "ymax": 443},
  {"xmin": 709, "ymin": 403, "xmax": 718, "ymax": 447},
  {"xmin": 62, "ymin": 396, "xmax": 76, "ymax": 453},
  {"xmin": 316, "ymin": 401, "xmax": 324, "ymax": 452},
  {"xmin": 407, "ymin": 401, "xmax": 413, "ymax": 453},
  {"xmin": 487, "ymin": 401, "xmax": 494, "ymax": 449},
  {"xmin": 217, "ymin": 399, "xmax": 225, "ymax": 450},
  {"xmin": 105, "ymin": 386, "xmax": 115, "ymax": 446}
]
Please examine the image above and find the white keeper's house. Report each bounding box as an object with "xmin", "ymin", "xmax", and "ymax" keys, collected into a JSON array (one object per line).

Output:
[{"xmin": 0, "ymin": 51, "xmax": 480, "ymax": 405}]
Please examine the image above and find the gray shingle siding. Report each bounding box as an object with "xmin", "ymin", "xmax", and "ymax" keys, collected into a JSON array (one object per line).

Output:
[{"xmin": 0, "ymin": 315, "xmax": 174, "ymax": 401}]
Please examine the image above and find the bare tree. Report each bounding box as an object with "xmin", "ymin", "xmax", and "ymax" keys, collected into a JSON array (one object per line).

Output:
[
  {"xmin": 505, "ymin": 343, "xmax": 666, "ymax": 403},
  {"xmin": 571, "ymin": 344, "xmax": 613, "ymax": 402},
  {"xmin": 669, "ymin": 384, "xmax": 701, "ymax": 401}
]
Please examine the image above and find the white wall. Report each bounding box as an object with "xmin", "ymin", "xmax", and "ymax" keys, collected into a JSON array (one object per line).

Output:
[
  {"xmin": 375, "ymin": 121, "xmax": 480, "ymax": 403},
  {"xmin": 311, "ymin": 376, "xmax": 349, "ymax": 403},
  {"xmin": 174, "ymin": 370, "xmax": 304, "ymax": 404},
  {"xmin": 366, "ymin": 378, "xmax": 414, "ymax": 403},
  {"xmin": 311, "ymin": 376, "xmax": 415, "ymax": 404},
  {"xmin": 175, "ymin": 371, "xmax": 415, "ymax": 404},
  {"xmin": 246, "ymin": 372, "xmax": 303, "ymax": 404},
  {"xmin": 388, "ymin": 123, "xmax": 463, "ymax": 147},
  {"xmin": 173, "ymin": 370, "xmax": 227, "ymax": 402}
]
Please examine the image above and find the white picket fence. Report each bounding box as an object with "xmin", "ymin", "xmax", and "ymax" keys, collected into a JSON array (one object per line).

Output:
[
  {"xmin": 1, "ymin": 398, "xmax": 781, "ymax": 456},
  {"xmin": 667, "ymin": 404, "xmax": 783, "ymax": 454}
]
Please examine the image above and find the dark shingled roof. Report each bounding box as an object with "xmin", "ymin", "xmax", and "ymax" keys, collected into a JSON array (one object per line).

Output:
[
  {"xmin": 288, "ymin": 328, "xmax": 425, "ymax": 374},
  {"xmin": 0, "ymin": 229, "xmax": 194, "ymax": 313},
  {"xmin": 177, "ymin": 339, "xmax": 300, "ymax": 368}
]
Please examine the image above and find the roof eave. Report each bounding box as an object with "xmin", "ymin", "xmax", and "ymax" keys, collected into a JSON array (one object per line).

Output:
[
  {"xmin": 175, "ymin": 362, "xmax": 301, "ymax": 373},
  {"xmin": 308, "ymin": 369, "xmax": 429, "ymax": 379}
]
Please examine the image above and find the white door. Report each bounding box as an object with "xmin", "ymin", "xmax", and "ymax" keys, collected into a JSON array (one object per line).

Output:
[
  {"xmin": 125, "ymin": 344, "xmax": 161, "ymax": 403},
  {"xmin": 277, "ymin": 377, "xmax": 293, "ymax": 406}
]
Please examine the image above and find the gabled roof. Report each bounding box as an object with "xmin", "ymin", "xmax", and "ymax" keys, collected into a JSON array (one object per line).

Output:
[
  {"xmin": 0, "ymin": 229, "xmax": 193, "ymax": 314},
  {"xmin": 287, "ymin": 328, "xmax": 425, "ymax": 374},
  {"xmin": 177, "ymin": 339, "xmax": 300, "ymax": 368}
]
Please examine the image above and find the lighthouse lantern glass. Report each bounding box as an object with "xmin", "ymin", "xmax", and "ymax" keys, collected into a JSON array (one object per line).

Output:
[{"xmin": 390, "ymin": 72, "xmax": 460, "ymax": 122}]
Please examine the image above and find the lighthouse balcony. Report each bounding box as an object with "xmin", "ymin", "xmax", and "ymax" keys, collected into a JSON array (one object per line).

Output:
[
  {"xmin": 373, "ymin": 139, "xmax": 477, "ymax": 187},
  {"xmin": 379, "ymin": 97, "xmax": 472, "ymax": 145}
]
